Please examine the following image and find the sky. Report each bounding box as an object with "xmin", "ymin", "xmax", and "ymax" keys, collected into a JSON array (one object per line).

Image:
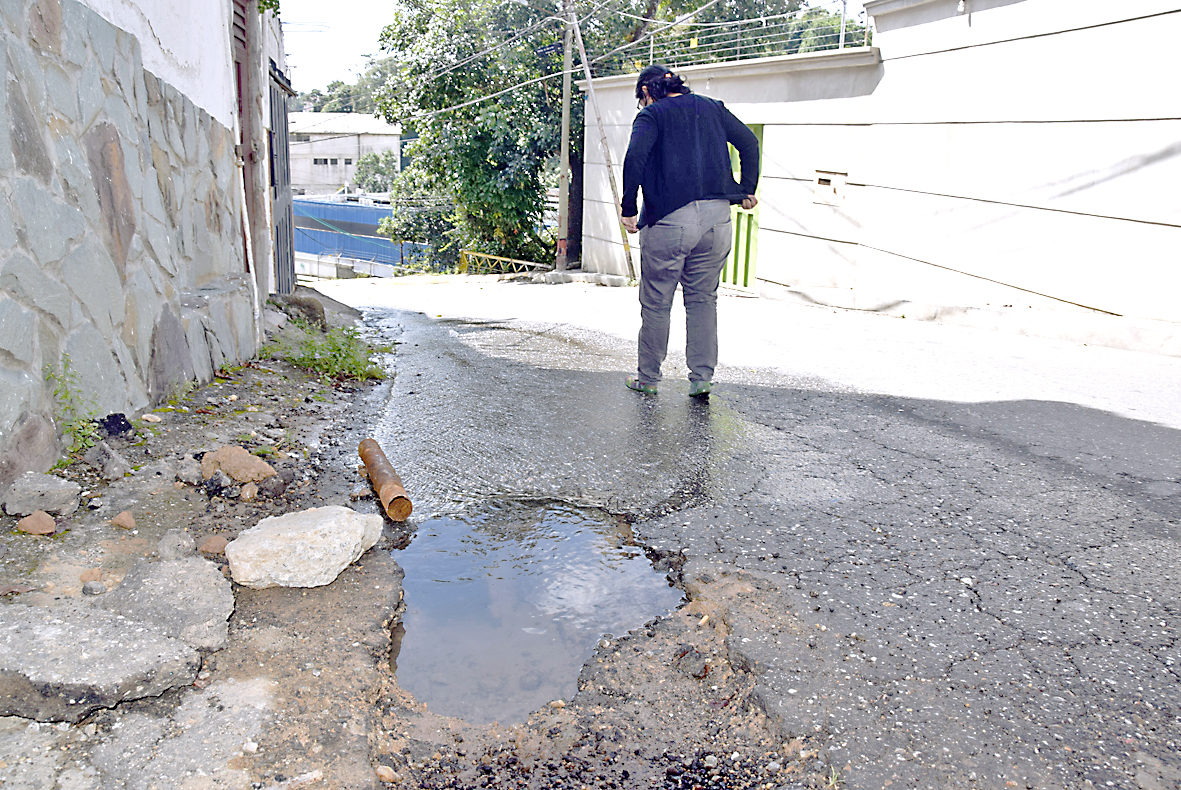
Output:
[
  {"xmin": 280, "ymin": 0, "xmax": 396, "ymax": 94},
  {"xmin": 280, "ymin": 0, "xmax": 868, "ymax": 94}
]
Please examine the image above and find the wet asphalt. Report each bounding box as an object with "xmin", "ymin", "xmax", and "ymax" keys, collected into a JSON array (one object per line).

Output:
[{"xmin": 321, "ymin": 277, "xmax": 1181, "ymax": 790}]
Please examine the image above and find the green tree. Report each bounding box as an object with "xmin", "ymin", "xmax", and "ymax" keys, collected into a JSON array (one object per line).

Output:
[
  {"xmin": 375, "ymin": 0, "xmax": 571, "ymax": 262},
  {"xmin": 373, "ymin": 0, "xmax": 820, "ymax": 262},
  {"xmin": 294, "ymin": 58, "xmax": 397, "ymax": 114},
  {"xmin": 295, "ymin": 87, "xmax": 326, "ymax": 112},
  {"xmin": 353, "ymin": 150, "xmax": 402, "ymax": 192},
  {"xmin": 321, "ymin": 80, "xmax": 355, "ymax": 112},
  {"xmin": 378, "ymin": 168, "xmax": 461, "ymax": 270}
]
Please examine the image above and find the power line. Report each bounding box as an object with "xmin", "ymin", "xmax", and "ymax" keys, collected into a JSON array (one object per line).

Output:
[
  {"xmin": 606, "ymin": 0, "xmax": 849, "ymax": 28},
  {"xmin": 377, "ymin": 0, "xmax": 859, "ymax": 124},
  {"xmin": 382, "ymin": 0, "xmax": 622, "ymax": 104}
]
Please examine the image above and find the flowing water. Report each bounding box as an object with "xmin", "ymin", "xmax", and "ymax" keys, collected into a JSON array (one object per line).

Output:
[{"xmin": 389, "ymin": 501, "xmax": 683, "ymax": 725}]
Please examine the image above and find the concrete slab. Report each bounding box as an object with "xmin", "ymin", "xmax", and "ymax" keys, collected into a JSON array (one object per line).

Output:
[{"xmin": 0, "ymin": 604, "xmax": 199, "ymax": 722}]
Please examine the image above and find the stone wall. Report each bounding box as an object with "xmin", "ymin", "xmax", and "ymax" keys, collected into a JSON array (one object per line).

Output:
[{"xmin": 0, "ymin": 0, "xmax": 259, "ymax": 486}]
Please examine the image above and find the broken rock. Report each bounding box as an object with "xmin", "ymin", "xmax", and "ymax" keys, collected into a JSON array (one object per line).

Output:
[
  {"xmin": 17, "ymin": 510, "xmax": 56, "ymax": 535},
  {"xmin": 99, "ymin": 557, "xmax": 235, "ymax": 651},
  {"xmin": 225, "ymin": 505, "xmax": 382, "ymax": 589},
  {"xmin": 175, "ymin": 454, "xmax": 202, "ymax": 485},
  {"xmin": 157, "ymin": 529, "xmax": 195, "ymax": 560},
  {"xmin": 0, "ymin": 603, "xmax": 199, "ymax": 722},
  {"xmin": 110, "ymin": 510, "xmax": 136, "ymax": 530},
  {"xmin": 197, "ymin": 534, "xmax": 229, "ymax": 555},
  {"xmin": 200, "ymin": 445, "xmax": 276, "ymax": 484},
  {"xmin": 83, "ymin": 441, "xmax": 132, "ymax": 480},
  {"xmin": 2, "ymin": 472, "xmax": 81, "ymax": 517}
]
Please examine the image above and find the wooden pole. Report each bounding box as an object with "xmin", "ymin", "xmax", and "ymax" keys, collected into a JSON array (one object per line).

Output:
[
  {"xmin": 556, "ymin": 0, "xmax": 572, "ymax": 271},
  {"xmin": 571, "ymin": 14, "xmax": 636, "ymax": 280}
]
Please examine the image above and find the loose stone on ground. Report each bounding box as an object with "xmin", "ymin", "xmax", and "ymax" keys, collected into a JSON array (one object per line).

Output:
[
  {"xmin": 2, "ymin": 472, "xmax": 81, "ymax": 516},
  {"xmin": 225, "ymin": 505, "xmax": 382, "ymax": 589},
  {"xmin": 16, "ymin": 510, "xmax": 55, "ymax": 535},
  {"xmin": 200, "ymin": 445, "xmax": 276, "ymax": 484}
]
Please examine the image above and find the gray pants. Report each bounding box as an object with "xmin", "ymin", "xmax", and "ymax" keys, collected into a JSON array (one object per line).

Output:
[{"xmin": 636, "ymin": 199, "xmax": 732, "ymax": 385}]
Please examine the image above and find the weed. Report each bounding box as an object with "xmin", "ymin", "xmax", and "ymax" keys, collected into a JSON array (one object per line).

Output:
[
  {"xmin": 285, "ymin": 321, "xmax": 384, "ymax": 381},
  {"xmin": 45, "ymin": 354, "xmax": 101, "ymax": 455},
  {"xmin": 824, "ymin": 765, "xmax": 844, "ymax": 789},
  {"xmin": 167, "ymin": 379, "xmax": 197, "ymax": 406}
]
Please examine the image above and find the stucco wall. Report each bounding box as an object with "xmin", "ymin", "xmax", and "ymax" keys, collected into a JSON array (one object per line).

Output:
[
  {"xmin": 290, "ymin": 132, "xmax": 402, "ymax": 195},
  {"xmin": 78, "ymin": 0, "xmax": 237, "ymax": 129},
  {"xmin": 580, "ymin": 0, "xmax": 1181, "ymax": 355},
  {"xmin": 0, "ymin": 0, "xmax": 257, "ymax": 485}
]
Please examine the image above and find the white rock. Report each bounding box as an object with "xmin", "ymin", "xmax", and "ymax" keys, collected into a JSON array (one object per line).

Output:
[{"xmin": 225, "ymin": 506, "xmax": 382, "ymax": 589}]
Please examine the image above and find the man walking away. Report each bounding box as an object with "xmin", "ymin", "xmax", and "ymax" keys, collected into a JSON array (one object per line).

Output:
[{"xmin": 620, "ymin": 65, "xmax": 760, "ymax": 398}]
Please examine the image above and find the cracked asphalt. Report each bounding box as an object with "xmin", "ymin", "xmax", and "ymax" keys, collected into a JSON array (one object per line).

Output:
[{"xmin": 321, "ymin": 276, "xmax": 1181, "ymax": 790}]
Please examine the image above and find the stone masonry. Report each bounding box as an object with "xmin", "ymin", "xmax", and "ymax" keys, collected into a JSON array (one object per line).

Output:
[{"xmin": 0, "ymin": 0, "xmax": 258, "ymax": 486}]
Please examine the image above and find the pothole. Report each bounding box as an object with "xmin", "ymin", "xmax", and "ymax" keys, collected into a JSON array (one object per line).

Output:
[{"xmin": 389, "ymin": 501, "xmax": 683, "ymax": 725}]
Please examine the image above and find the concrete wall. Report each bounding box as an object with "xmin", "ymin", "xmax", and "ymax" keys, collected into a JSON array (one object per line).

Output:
[
  {"xmin": 0, "ymin": 0, "xmax": 258, "ymax": 485},
  {"xmin": 290, "ymin": 132, "xmax": 401, "ymax": 196},
  {"xmin": 580, "ymin": 0, "xmax": 1181, "ymax": 355}
]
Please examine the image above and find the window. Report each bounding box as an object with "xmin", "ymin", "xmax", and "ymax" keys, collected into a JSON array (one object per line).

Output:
[
  {"xmin": 313, "ymin": 158, "xmax": 328, "ymax": 165},
  {"xmin": 330, "ymin": 158, "xmax": 338, "ymax": 165},
  {"xmin": 344, "ymin": 159, "xmax": 352, "ymax": 165},
  {"xmin": 291, "ymin": 133, "xmax": 310, "ymax": 142}
]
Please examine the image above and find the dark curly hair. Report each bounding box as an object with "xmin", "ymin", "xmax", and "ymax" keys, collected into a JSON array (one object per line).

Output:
[{"xmin": 635, "ymin": 65, "xmax": 690, "ymax": 104}]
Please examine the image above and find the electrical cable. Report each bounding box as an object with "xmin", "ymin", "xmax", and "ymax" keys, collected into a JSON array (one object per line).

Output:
[
  {"xmin": 381, "ymin": 0, "xmax": 623, "ymax": 104},
  {"xmin": 381, "ymin": 0, "xmax": 856, "ymax": 122},
  {"xmin": 607, "ymin": 0, "xmax": 847, "ymax": 29}
]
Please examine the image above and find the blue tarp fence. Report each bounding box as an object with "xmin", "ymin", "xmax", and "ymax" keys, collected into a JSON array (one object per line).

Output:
[{"xmin": 293, "ymin": 198, "xmax": 429, "ymax": 267}]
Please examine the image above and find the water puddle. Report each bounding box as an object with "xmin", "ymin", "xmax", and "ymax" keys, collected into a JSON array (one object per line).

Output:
[{"xmin": 389, "ymin": 501, "xmax": 682, "ymax": 725}]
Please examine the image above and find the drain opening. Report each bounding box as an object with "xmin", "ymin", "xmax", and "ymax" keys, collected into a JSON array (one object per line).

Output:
[{"xmin": 388, "ymin": 501, "xmax": 683, "ymax": 725}]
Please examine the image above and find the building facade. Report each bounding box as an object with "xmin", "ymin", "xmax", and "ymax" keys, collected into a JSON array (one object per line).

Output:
[
  {"xmin": 0, "ymin": 0, "xmax": 291, "ymax": 485},
  {"xmin": 288, "ymin": 112, "xmax": 401, "ymax": 195},
  {"xmin": 580, "ymin": 0, "xmax": 1181, "ymax": 356}
]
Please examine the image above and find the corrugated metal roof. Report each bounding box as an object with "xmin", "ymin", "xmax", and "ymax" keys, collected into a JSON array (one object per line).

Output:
[{"xmin": 288, "ymin": 112, "xmax": 402, "ymax": 136}]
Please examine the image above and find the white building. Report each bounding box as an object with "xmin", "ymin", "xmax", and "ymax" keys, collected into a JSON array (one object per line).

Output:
[
  {"xmin": 579, "ymin": 0, "xmax": 1181, "ymax": 357},
  {"xmin": 288, "ymin": 112, "xmax": 402, "ymax": 195}
]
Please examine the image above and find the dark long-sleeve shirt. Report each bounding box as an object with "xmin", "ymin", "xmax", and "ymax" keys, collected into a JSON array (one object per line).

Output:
[{"xmin": 621, "ymin": 93, "xmax": 760, "ymax": 229}]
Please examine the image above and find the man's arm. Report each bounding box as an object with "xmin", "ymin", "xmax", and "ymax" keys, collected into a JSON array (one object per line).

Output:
[
  {"xmin": 720, "ymin": 107, "xmax": 760, "ymax": 198},
  {"xmin": 621, "ymin": 112, "xmax": 656, "ymax": 230}
]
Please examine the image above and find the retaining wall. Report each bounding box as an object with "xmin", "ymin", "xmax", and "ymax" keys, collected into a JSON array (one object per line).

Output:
[{"xmin": 0, "ymin": 0, "xmax": 257, "ymax": 485}]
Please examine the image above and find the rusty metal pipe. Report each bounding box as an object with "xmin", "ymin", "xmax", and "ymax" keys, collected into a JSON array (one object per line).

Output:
[{"xmin": 358, "ymin": 439, "xmax": 413, "ymax": 521}]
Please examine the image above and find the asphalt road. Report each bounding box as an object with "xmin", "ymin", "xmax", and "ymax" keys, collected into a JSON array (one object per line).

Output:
[{"xmin": 320, "ymin": 276, "xmax": 1181, "ymax": 790}]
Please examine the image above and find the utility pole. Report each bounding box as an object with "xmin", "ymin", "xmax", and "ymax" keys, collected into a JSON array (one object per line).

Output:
[
  {"xmin": 839, "ymin": 0, "xmax": 847, "ymax": 48},
  {"xmin": 571, "ymin": 14, "xmax": 636, "ymax": 280},
  {"xmin": 556, "ymin": 0, "xmax": 572, "ymax": 271}
]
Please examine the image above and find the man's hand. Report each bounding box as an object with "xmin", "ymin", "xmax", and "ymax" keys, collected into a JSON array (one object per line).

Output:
[
  {"xmin": 741, "ymin": 195, "xmax": 759, "ymax": 211},
  {"xmin": 622, "ymin": 215, "xmax": 639, "ymax": 234}
]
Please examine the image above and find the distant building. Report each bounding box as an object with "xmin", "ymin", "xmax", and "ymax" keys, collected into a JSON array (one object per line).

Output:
[{"xmin": 288, "ymin": 113, "xmax": 401, "ymax": 195}]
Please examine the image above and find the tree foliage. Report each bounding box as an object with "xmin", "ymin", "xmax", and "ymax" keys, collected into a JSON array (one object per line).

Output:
[
  {"xmin": 377, "ymin": 169, "xmax": 462, "ymax": 270},
  {"xmin": 295, "ymin": 58, "xmax": 397, "ymax": 113},
  {"xmin": 353, "ymin": 150, "xmax": 402, "ymax": 193},
  {"xmin": 374, "ymin": 0, "xmax": 572, "ymax": 262}
]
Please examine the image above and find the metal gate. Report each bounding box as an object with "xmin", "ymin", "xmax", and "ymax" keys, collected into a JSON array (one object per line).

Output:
[
  {"xmin": 269, "ymin": 60, "xmax": 296, "ymax": 294},
  {"xmin": 722, "ymin": 124, "xmax": 763, "ymax": 292}
]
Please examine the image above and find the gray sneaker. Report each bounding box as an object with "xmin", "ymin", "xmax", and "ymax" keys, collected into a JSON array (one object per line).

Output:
[{"xmin": 689, "ymin": 381, "xmax": 712, "ymax": 398}]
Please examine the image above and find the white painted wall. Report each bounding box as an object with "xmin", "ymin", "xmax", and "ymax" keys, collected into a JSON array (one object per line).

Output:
[
  {"xmin": 580, "ymin": 0, "xmax": 1181, "ymax": 355},
  {"xmin": 290, "ymin": 132, "xmax": 401, "ymax": 194},
  {"xmin": 79, "ymin": 0, "xmax": 237, "ymax": 128}
]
